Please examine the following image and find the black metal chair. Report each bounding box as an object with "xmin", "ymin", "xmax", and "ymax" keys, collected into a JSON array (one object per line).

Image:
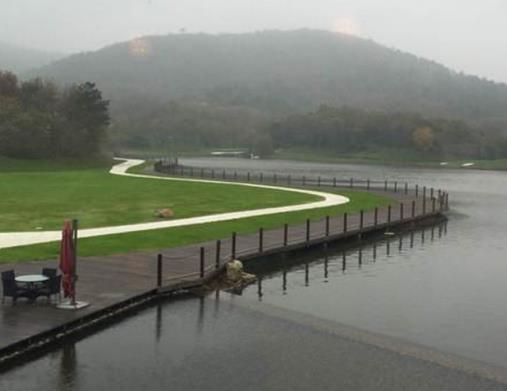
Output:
[
  {"xmin": 1, "ymin": 270, "xmax": 15, "ymax": 280},
  {"xmin": 38, "ymin": 275, "xmax": 62, "ymax": 302},
  {"xmin": 42, "ymin": 268, "xmax": 57, "ymax": 277},
  {"xmin": 1, "ymin": 271, "xmax": 30, "ymax": 304}
]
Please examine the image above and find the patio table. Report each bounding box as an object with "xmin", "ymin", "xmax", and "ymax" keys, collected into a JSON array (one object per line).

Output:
[{"xmin": 15, "ymin": 275, "xmax": 49, "ymax": 301}]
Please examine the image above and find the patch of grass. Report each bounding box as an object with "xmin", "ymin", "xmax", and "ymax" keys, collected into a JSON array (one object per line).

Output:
[
  {"xmin": 457, "ymin": 159, "xmax": 507, "ymax": 171},
  {"xmin": 0, "ymin": 158, "xmax": 319, "ymax": 232},
  {"xmin": 0, "ymin": 189, "xmax": 392, "ymax": 262},
  {"xmin": 0, "ymin": 155, "xmax": 113, "ymax": 173}
]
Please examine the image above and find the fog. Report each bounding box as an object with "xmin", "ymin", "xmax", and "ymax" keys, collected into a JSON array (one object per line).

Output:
[{"xmin": 2, "ymin": 0, "xmax": 506, "ymax": 82}]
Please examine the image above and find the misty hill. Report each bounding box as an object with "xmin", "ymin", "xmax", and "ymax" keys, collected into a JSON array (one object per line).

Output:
[
  {"xmin": 29, "ymin": 30, "xmax": 507, "ymax": 122},
  {"xmin": 0, "ymin": 42, "xmax": 64, "ymax": 73}
]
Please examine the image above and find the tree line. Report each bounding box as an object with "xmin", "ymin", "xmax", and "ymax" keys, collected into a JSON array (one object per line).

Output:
[
  {"xmin": 267, "ymin": 106, "xmax": 507, "ymax": 159},
  {"xmin": 0, "ymin": 70, "xmax": 109, "ymax": 159}
]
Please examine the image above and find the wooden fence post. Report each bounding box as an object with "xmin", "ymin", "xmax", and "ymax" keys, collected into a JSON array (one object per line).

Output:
[
  {"xmin": 306, "ymin": 219, "xmax": 310, "ymax": 241},
  {"xmin": 215, "ymin": 240, "xmax": 221, "ymax": 269},
  {"xmin": 415, "ymin": 184, "xmax": 419, "ymax": 198},
  {"xmin": 157, "ymin": 254, "xmax": 162, "ymax": 288},
  {"xmin": 283, "ymin": 223, "xmax": 288, "ymax": 246},
  {"xmin": 359, "ymin": 210, "xmax": 364, "ymax": 229},
  {"xmin": 325, "ymin": 216, "xmax": 330, "ymax": 237},
  {"xmin": 367, "ymin": 179, "xmax": 370, "ymax": 190},
  {"xmin": 199, "ymin": 247, "xmax": 205, "ymax": 278},
  {"xmin": 343, "ymin": 213, "xmax": 348, "ymax": 233},
  {"xmin": 411, "ymin": 200, "xmax": 416, "ymax": 218},
  {"xmin": 333, "ymin": 177, "xmax": 337, "ymax": 187},
  {"xmin": 394, "ymin": 181, "xmax": 398, "ymax": 193},
  {"xmin": 374, "ymin": 207, "xmax": 378, "ymax": 226},
  {"xmin": 400, "ymin": 203, "xmax": 404, "ymax": 220},
  {"xmin": 350, "ymin": 178, "xmax": 354, "ymax": 188},
  {"xmin": 384, "ymin": 180, "xmax": 388, "ymax": 191},
  {"xmin": 388, "ymin": 205, "xmax": 392, "ymax": 224},
  {"xmin": 259, "ymin": 228, "xmax": 264, "ymax": 252},
  {"xmin": 231, "ymin": 232, "xmax": 237, "ymax": 259}
]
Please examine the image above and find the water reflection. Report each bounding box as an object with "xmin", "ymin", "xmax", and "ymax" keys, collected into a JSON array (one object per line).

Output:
[
  {"xmin": 250, "ymin": 221, "xmax": 448, "ymax": 299},
  {"xmin": 197, "ymin": 296, "xmax": 205, "ymax": 332},
  {"xmin": 155, "ymin": 302, "xmax": 162, "ymax": 342},
  {"xmin": 58, "ymin": 344, "xmax": 77, "ymax": 391}
]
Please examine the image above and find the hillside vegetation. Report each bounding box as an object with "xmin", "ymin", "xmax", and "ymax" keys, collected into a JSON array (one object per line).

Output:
[
  {"xmin": 19, "ymin": 30, "xmax": 507, "ymax": 159},
  {"xmin": 30, "ymin": 30, "xmax": 507, "ymax": 120}
]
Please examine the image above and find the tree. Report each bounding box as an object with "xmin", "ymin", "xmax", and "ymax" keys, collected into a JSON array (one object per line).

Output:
[
  {"xmin": 0, "ymin": 70, "xmax": 19, "ymax": 97},
  {"xmin": 0, "ymin": 73, "xmax": 110, "ymax": 159},
  {"xmin": 61, "ymin": 82, "xmax": 110, "ymax": 155},
  {"xmin": 412, "ymin": 126, "xmax": 435, "ymax": 151},
  {"xmin": 20, "ymin": 78, "xmax": 58, "ymax": 112}
]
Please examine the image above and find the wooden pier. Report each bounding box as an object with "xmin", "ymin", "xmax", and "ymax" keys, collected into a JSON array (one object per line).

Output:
[{"xmin": 0, "ymin": 170, "xmax": 449, "ymax": 366}]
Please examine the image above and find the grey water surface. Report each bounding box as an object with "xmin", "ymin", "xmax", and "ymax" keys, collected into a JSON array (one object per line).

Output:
[{"xmin": 2, "ymin": 158, "xmax": 507, "ymax": 390}]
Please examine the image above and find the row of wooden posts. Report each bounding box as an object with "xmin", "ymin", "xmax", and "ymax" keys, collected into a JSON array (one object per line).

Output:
[
  {"xmin": 155, "ymin": 163, "xmax": 449, "ymax": 204},
  {"xmin": 155, "ymin": 193, "xmax": 449, "ymax": 288},
  {"xmin": 256, "ymin": 221, "xmax": 448, "ymax": 297}
]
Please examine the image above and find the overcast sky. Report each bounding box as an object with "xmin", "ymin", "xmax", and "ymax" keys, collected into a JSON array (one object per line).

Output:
[{"xmin": 2, "ymin": 0, "xmax": 506, "ymax": 83}]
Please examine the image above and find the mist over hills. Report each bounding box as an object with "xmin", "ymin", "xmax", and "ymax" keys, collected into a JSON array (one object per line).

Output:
[
  {"xmin": 0, "ymin": 42, "xmax": 64, "ymax": 73},
  {"xmin": 28, "ymin": 30, "xmax": 507, "ymax": 122}
]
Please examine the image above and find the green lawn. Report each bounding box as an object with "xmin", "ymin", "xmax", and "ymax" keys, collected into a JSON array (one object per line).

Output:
[
  {"xmin": 0, "ymin": 156, "xmax": 394, "ymax": 262},
  {"xmin": 0, "ymin": 188, "xmax": 392, "ymax": 262},
  {"xmin": 0, "ymin": 158, "xmax": 319, "ymax": 232}
]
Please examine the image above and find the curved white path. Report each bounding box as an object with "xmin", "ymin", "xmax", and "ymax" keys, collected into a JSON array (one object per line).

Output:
[{"xmin": 0, "ymin": 158, "xmax": 349, "ymax": 249}]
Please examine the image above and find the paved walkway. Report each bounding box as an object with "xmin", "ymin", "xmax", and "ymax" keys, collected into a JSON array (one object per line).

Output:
[{"xmin": 0, "ymin": 158, "xmax": 349, "ymax": 249}]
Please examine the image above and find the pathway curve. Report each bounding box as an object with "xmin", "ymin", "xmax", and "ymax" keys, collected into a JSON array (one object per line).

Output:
[{"xmin": 0, "ymin": 158, "xmax": 349, "ymax": 249}]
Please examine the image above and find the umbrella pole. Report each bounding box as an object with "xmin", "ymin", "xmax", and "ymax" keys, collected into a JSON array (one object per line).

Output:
[{"xmin": 72, "ymin": 219, "xmax": 78, "ymax": 307}]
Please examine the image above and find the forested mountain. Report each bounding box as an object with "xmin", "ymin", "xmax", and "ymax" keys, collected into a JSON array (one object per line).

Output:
[
  {"xmin": 0, "ymin": 42, "xmax": 64, "ymax": 73},
  {"xmin": 29, "ymin": 30, "xmax": 507, "ymax": 122}
]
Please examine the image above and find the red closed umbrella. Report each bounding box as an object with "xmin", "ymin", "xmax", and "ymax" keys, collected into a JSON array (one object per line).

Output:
[
  {"xmin": 59, "ymin": 220, "xmax": 75, "ymax": 302},
  {"xmin": 57, "ymin": 220, "xmax": 89, "ymax": 310}
]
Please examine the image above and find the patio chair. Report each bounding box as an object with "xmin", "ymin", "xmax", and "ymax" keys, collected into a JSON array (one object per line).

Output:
[
  {"xmin": 37, "ymin": 275, "xmax": 62, "ymax": 302},
  {"xmin": 1, "ymin": 270, "xmax": 15, "ymax": 280},
  {"xmin": 42, "ymin": 268, "xmax": 57, "ymax": 277},
  {"xmin": 1, "ymin": 272, "xmax": 31, "ymax": 304}
]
